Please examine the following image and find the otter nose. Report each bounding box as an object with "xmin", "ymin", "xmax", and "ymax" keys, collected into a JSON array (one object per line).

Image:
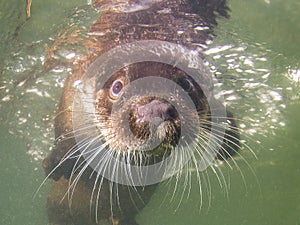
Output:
[{"xmin": 136, "ymin": 99, "xmax": 177, "ymax": 125}]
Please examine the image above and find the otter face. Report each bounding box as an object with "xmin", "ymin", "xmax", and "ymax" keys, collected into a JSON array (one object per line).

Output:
[
  {"xmin": 60, "ymin": 55, "xmax": 240, "ymax": 186},
  {"xmin": 94, "ymin": 62, "xmax": 210, "ymax": 161},
  {"xmin": 64, "ymin": 38, "xmax": 242, "ymax": 186}
]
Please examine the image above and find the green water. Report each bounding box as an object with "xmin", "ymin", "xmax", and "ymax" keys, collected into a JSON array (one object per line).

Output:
[{"xmin": 0, "ymin": 0, "xmax": 299, "ymax": 225}]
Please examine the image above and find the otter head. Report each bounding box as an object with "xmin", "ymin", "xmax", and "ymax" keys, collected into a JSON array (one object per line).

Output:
[
  {"xmin": 91, "ymin": 62, "xmax": 210, "ymax": 164},
  {"xmin": 68, "ymin": 41, "xmax": 240, "ymax": 185}
]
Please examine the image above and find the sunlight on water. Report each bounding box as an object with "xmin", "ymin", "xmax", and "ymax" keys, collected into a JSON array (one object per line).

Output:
[
  {"xmin": 286, "ymin": 68, "xmax": 300, "ymax": 84},
  {"xmin": 0, "ymin": 1, "xmax": 98, "ymax": 163},
  {"xmin": 205, "ymin": 41, "xmax": 288, "ymax": 139}
]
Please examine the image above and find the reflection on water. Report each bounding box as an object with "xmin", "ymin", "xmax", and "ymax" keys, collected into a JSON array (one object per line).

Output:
[
  {"xmin": 286, "ymin": 68, "xmax": 300, "ymax": 84},
  {"xmin": 0, "ymin": 2, "xmax": 98, "ymax": 162},
  {"xmin": 0, "ymin": 0, "xmax": 299, "ymax": 225},
  {"xmin": 206, "ymin": 41, "xmax": 287, "ymax": 138},
  {"xmin": 94, "ymin": 0, "xmax": 164, "ymax": 13}
]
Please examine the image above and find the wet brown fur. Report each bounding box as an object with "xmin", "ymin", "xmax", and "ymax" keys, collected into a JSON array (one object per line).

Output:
[{"xmin": 42, "ymin": 1, "xmax": 231, "ymax": 224}]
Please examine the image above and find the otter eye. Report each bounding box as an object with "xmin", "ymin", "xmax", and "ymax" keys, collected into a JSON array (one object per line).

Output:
[
  {"xmin": 178, "ymin": 78, "xmax": 194, "ymax": 92},
  {"xmin": 111, "ymin": 80, "xmax": 124, "ymax": 98}
]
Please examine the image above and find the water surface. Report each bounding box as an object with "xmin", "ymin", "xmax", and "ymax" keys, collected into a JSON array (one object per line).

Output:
[{"xmin": 0, "ymin": 0, "xmax": 299, "ymax": 225}]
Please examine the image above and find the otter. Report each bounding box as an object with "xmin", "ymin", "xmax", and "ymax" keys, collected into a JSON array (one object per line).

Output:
[{"xmin": 42, "ymin": 1, "xmax": 239, "ymax": 225}]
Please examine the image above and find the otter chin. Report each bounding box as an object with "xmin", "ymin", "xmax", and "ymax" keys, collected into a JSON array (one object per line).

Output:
[{"xmin": 42, "ymin": 1, "xmax": 240, "ymax": 225}]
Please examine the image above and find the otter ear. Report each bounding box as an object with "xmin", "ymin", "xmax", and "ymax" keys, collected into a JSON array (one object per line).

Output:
[
  {"xmin": 42, "ymin": 147, "xmax": 75, "ymax": 181},
  {"xmin": 216, "ymin": 111, "xmax": 240, "ymax": 160}
]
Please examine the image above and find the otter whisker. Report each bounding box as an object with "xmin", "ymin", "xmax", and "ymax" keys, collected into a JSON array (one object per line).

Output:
[
  {"xmin": 189, "ymin": 146, "xmax": 204, "ymax": 210},
  {"xmin": 113, "ymin": 152, "xmax": 122, "ymax": 217},
  {"xmin": 168, "ymin": 144, "xmax": 193, "ymax": 207},
  {"xmin": 205, "ymin": 115, "xmax": 262, "ymax": 146},
  {"xmin": 206, "ymin": 113, "xmax": 262, "ymax": 126},
  {"xmin": 92, "ymin": 167, "xmax": 106, "ymax": 223},
  {"xmin": 94, "ymin": 148, "xmax": 117, "ymax": 223},
  {"xmin": 199, "ymin": 129, "xmax": 239, "ymax": 171},
  {"xmin": 123, "ymin": 152, "xmax": 138, "ymax": 188},
  {"xmin": 36, "ymin": 134, "xmax": 97, "ymax": 199},
  {"xmin": 199, "ymin": 118, "xmax": 257, "ymax": 158},
  {"xmin": 201, "ymin": 165, "xmax": 213, "ymax": 211},
  {"xmin": 120, "ymin": 151, "xmax": 148, "ymax": 208},
  {"xmin": 199, "ymin": 129, "xmax": 250, "ymax": 190},
  {"xmin": 66, "ymin": 135, "xmax": 110, "ymax": 206},
  {"xmin": 54, "ymin": 122, "xmax": 99, "ymax": 144},
  {"xmin": 173, "ymin": 147, "xmax": 193, "ymax": 212},
  {"xmin": 192, "ymin": 132, "xmax": 229, "ymax": 198},
  {"xmin": 200, "ymin": 121, "xmax": 255, "ymax": 170}
]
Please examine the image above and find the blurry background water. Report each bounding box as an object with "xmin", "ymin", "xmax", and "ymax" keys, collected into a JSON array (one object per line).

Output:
[{"xmin": 0, "ymin": 0, "xmax": 299, "ymax": 225}]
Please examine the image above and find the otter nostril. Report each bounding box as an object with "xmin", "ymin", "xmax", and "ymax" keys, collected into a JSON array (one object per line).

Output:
[
  {"xmin": 166, "ymin": 105, "xmax": 177, "ymax": 120},
  {"xmin": 136, "ymin": 99, "xmax": 177, "ymax": 123}
]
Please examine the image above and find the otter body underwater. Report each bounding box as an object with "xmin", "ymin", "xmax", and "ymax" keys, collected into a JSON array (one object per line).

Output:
[{"xmin": 42, "ymin": 0, "xmax": 240, "ymax": 225}]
